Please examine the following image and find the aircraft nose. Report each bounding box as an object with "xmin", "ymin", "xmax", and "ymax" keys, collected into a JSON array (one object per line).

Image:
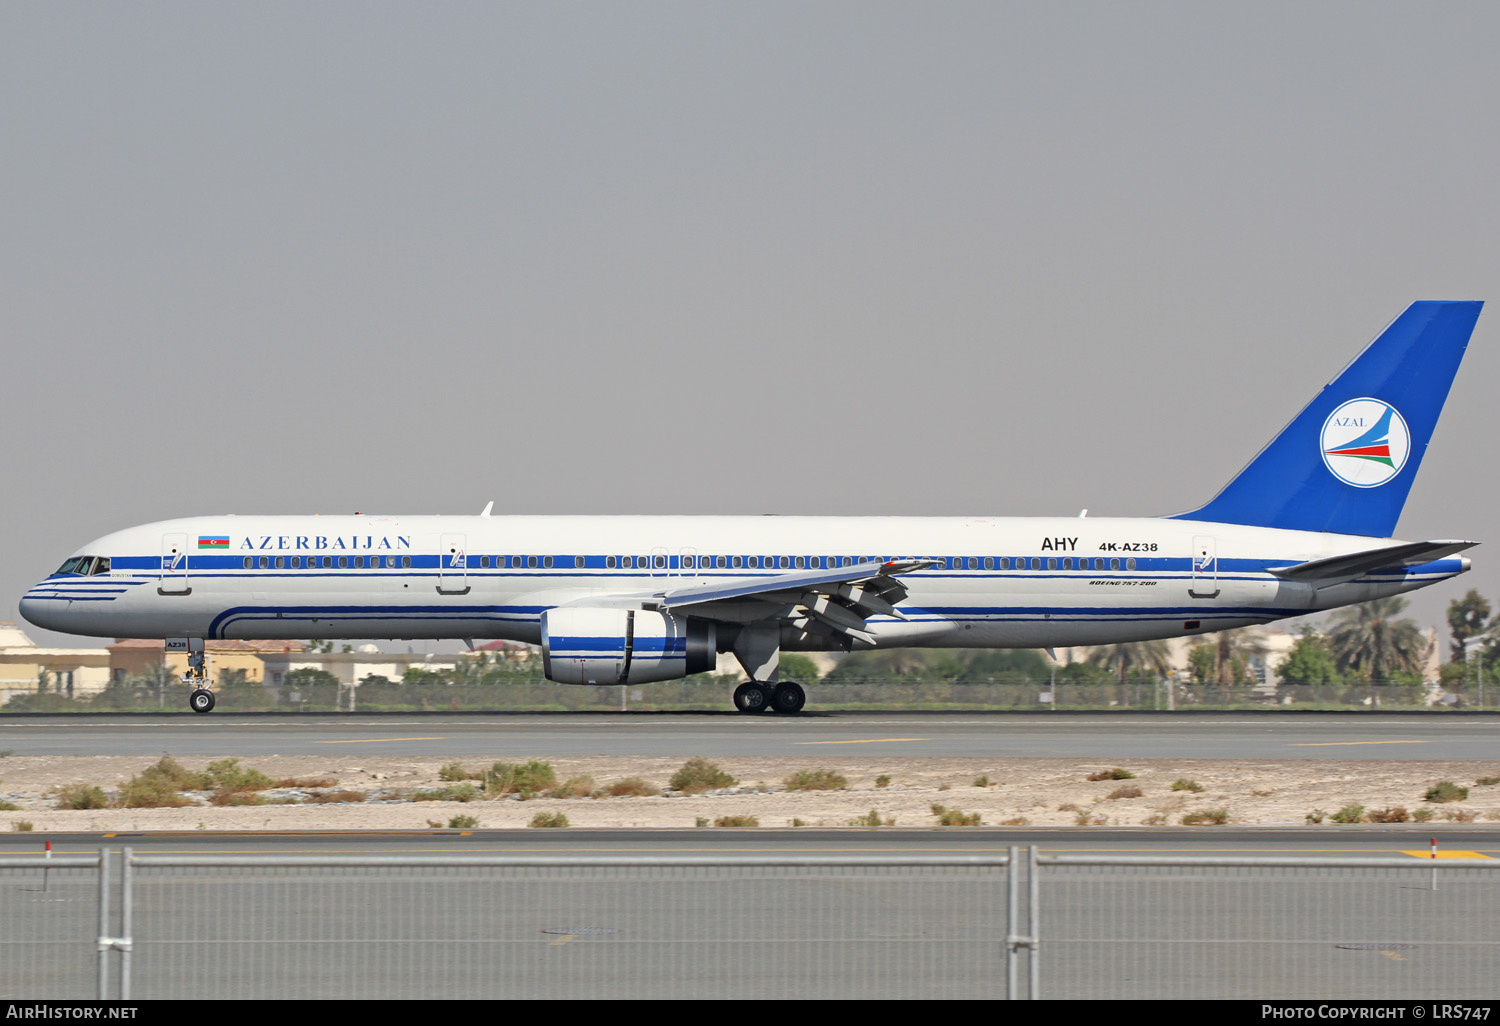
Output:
[{"xmin": 19, "ymin": 586, "xmax": 71, "ymax": 632}]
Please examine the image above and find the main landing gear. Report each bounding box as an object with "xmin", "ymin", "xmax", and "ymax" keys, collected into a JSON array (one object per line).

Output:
[
  {"xmin": 182, "ymin": 639, "xmax": 216, "ymax": 714},
  {"xmin": 733, "ymin": 680, "xmax": 807, "ymax": 715}
]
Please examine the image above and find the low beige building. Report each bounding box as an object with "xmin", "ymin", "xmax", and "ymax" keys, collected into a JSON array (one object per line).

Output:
[
  {"xmin": 106, "ymin": 638, "xmax": 308, "ymax": 685},
  {"xmin": 0, "ymin": 621, "xmax": 111, "ymax": 705}
]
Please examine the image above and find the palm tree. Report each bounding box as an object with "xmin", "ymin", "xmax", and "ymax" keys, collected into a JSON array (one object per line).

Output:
[
  {"xmin": 1211, "ymin": 628, "xmax": 1270, "ymax": 686},
  {"xmin": 1326, "ymin": 597, "xmax": 1428, "ymax": 681},
  {"xmin": 1088, "ymin": 640, "xmax": 1173, "ymax": 683}
]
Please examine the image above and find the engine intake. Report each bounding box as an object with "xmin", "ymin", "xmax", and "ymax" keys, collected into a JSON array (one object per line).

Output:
[{"xmin": 541, "ymin": 608, "xmax": 716, "ymax": 685}]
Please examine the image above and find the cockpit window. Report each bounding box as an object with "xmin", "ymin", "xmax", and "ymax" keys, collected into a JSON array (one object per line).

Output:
[{"xmin": 54, "ymin": 555, "xmax": 110, "ymax": 576}]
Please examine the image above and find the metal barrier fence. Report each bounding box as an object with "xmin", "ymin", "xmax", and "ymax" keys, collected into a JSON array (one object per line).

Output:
[
  {"xmin": 3, "ymin": 677, "xmax": 1478, "ymax": 713},
  {"xmin": 5, "ymin": 852, "xmax": 1498, "ymax": 999}
]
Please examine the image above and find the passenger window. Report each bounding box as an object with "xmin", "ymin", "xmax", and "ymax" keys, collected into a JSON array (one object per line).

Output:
[
  {"xmin": 336, "ymin": 556, "xmax": 346, "ymax": 569},
  {"xmin": 794, "ymin": 556, "xmax": 805, "ymax": 569},
  {"xmin": 606, "ymin": 555, "xmax": 617, "ymax": 569},
  {"xmin": 999, "ymin": 557, "xmax": 1009, "ymax": 570},
  {"xmin": 748, "ymin": 556, "xmax": 759, "ymax": 568},
  {"xmin": 543, "ymin": 556, "xmax": 554, "ymax": 569},
  {"xmin": 1061, "ymin": 557, "xmax": 1071, "ymax": 570},
  {"xmin": 1047, "ymin": 557, "xmax": 1057, "ymax": 570},
  {"xmin": 527, "ymin": 556, "xmax": 537, "ymax": 568},
  {"xmin": 732, "ymin": 556, "xmax": 743, "ymax": 568},
  {"xmin": 779, "ymin": 556, "xmax": 790, "ymax": 569},
  {"xmin": 651, "ymin": 555, "xmax": 664, "ymax": 570},
  {"xmin": 275, "ymin": 556, "xmax": 285, "ymax": 569},
  {"xmin": 717, "ymin": 556, "xmax": 727, "ymax": 568},
  {"xmin": 683, "ymin": 555, "xmax": 694, "ymax": 569},
  {"xmin": 966, "ymin": 557, "xmax": 976, "ymax": 570},
  {"xmin": 1110, "ymin": 558, "xmax": 1120, "ymax": 571},
  {"xmin": 984, "ymin": 557, "xmax": 993, "ymax": 570},
  {"xmin": 401, "ymin": 556, "xmax": 411, "ymax": 569},
  {"xmin": 259, "ymin": 556, "xmax": 269, "ymax": 569},
  {"xmin": 1126, "ymin": 557, "xmax": 1137, "ymax": 570},
  {"xmin": 1030, "ymin": 558, "xmax": 1041, "ymax": 570},
  {"xmin": 575, "ymin": 556, "xmax": 585, "ymax": 568},
  {"xmin": 480, "ymin": 556, "xmax": 490, "ymax": 569},
  {"xmin": 355, "ymin": 556, "xmax": 365, "ymax": 568}
]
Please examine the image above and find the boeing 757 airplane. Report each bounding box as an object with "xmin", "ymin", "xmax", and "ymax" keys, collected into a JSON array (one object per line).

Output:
[{"xmin": 21, "ymin": 301, "xmax": 1484, "ymax": 714}]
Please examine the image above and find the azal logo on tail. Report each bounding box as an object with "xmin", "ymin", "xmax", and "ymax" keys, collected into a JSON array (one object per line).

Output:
[{"xmin": 1320, "ymin": 398, "xmax": 1410, "ymax": 488}]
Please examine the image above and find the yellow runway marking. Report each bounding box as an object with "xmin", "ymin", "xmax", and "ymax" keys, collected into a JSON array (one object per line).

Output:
[
  {"xmin": 795, "ymin": 738, "xmax": 931, "ymax": 745},
  {"xmin": 1400, "ymin": 850, "xmax": 1491, "ymax": 859},
  {"xmin": 1381, "ymin": 951, "xmax": 1407, "ymax": 962},
  {"xmin": 317, "ymin": 737, "xmax": 446, "ymax": 744},
  {"xmin": 1288, "ymin": 740, "xmax": 1431, "ymax": 747}
]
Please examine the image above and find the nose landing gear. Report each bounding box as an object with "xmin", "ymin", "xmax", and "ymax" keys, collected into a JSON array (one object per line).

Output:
[{"xmin": 181, "ymin": 639, "xmax": 216, "ymax": 713}]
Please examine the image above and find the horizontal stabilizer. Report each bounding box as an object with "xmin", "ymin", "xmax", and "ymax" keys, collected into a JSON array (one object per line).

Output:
[{"xmin": 1268, "ymin": 540, "xmax": 1476, "ymax": 587}]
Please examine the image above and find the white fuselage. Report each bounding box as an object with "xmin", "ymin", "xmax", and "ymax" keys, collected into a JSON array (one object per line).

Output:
[{"xmin": 18, "ymin": 514, "xmax": 1468, "ymax": 649}]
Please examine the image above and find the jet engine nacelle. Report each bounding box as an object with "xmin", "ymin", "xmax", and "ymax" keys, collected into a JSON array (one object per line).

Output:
[{"xmin": 540, "ymin": 607, "xmax": 716, "ymax": 685}]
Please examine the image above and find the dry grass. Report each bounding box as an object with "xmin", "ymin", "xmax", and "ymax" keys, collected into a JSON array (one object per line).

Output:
[
  {"xmin": 713, "ymin": 815, "xmax": 759, "ymax": 827},
  {"xmin": 605, "ymin": 777, "xmax": 656, "ymax": 796},
  {"xmin": 1181, "ymin": 808, "xmax": 1230, "ymax": 825},
  {"xmin": 1105, "ymin": 785, "xmax": 1143, "ymax": 800},
  {"xmin": 1087, "ymin": 768, "xmax": 1135, "ymax": 781},
  {"xmin": 306, "ymin": 789, "xmax": 367, "ymax": 804}
]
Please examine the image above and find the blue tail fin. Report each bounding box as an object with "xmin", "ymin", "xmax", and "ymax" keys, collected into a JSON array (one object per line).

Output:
[{"xmin": 1172, "ymin": 301, "xmax": 1482, "ymax": 537}]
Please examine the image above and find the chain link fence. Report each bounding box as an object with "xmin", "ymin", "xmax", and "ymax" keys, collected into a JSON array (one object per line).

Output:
[{"xmin": 6, "ymin": 852, "xmax": 1498, "ymax": 999}]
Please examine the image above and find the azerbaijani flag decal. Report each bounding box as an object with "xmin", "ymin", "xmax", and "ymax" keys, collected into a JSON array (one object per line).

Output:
[
  {"xmin": 1319, "ymin": 398, "xmax": 1410, "ymax": 488},
  {"xmin": 197, "ymin": 536, "xmax": 230, "ymax": 550}
]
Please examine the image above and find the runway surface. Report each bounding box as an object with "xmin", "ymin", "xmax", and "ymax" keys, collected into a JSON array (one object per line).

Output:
[{"xmin": 4, "ymin": 711, "xmax": 1500, "ymax": 759}]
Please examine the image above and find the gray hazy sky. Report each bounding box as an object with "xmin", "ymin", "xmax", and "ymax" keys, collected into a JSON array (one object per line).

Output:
[{"xmin": 4, "ymin": 2, "xmax": 1497, "ymax": 648}]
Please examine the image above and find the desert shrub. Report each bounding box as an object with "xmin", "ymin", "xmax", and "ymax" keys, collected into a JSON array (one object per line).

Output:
[
  {"xmin": 1368, "ymin": 807, "xmax": 1409, "ymax": 823},
  {"xmin": 411, "ymin": 783, "xmax": 481, "ymax": 803},
  {"xmin": 117, "ymin": 758, "xmax": 199, "ymax": 808},
  {"xmin": 1001, "ymin": 817, "xmax": 1031, "ymax": 826},
  {"xmin": 548, "ymin": 776, "xmax": 595, "ymax": 799},
  {"xmin": 606, "ymin": 777, "xmax": 655, "ymax": 796},
  {"xmin": 276, "ymin": 776, "xmax": 337, "ymax": 788},
  {"xmin": 1306, "ymin": 809, "xmax": 1327, "ymax": 824},
  {"xmin": 439, "ymin": 761, "xmax": 473, "ymax": 782},
  {"xmin": 448, "ymin": 814, "xmax": 479, "ymax": 828},
  {"xmin": 53, "ymin": 785, "xmax": 108, "ymax": 810},
  {"xmin": 695, "ymin": 817, "xmax": 709, "ymax": 827},
  {"xmin": 670, "ymin": 758, "xmax": 737, "ymax": 794},
  {"xmin": 789, "ymin": 818, "xmax": 808, "ymax": 827},
  {"xmin": 846, "ymin": 809, "xmax": 894, "ymax": 827},
  {"xmin": 0, "ymin": 801, "xmax": 17, "ymax": 812},
  {"xmin": 1106, "ymin": 785, "xmax": 1143, "ymax": 800},
  {"xmin": 202, "ymin": 759, "xmax": 273, "ymax": 793},
  {"xmin": 784, "ymin": 769, "xmax": 847, "ymax": 791},
  {"xmin": 1332, "ymin": 804, "xmax": 1366, "ymax": 824},
  {"xmin": 307, "ymin": 789, "xmax": 366, "ymax": 804},
  {"xmin": 208, "ymin": 790, "xmax": 265, "ymax": 806},
  {"xmin": 930, "ymin": 804, "xmax": 982, "ymax": 826},
  {"xmin": 1181, "ymin": 808, "xmax": 1230, "ymax": 825},
  {"xmin": 713, "ymin": 815, "xmax": 759, "ymax": 827},
  {"xmin": 1075, "ymin": 810, "xmax": 1107, "ymax": 826},
  {"xmin": 1412, "ymin": 807, "xmax": 1434, "ymax": 822},
  {"xmin": 13, "ymin": 820, "xmax": 33, "ymax": 831},
  {"xmin": 1171, "ymin": 778, "xmax": 1204, "ymax": 793},
  {"xmin": 874, "ymin": 774, "xmax": 891, "ymax": 788},
  {"xmin": 1426, "ymin": 781, "xmax": 1469, "ymax": 803},
  {"xmin": 528, "ymin": 811, "xmax": 569, "ymax": 828},
  {"xmin": 1476, "ymin": 776, "xmax": 1500, "ymax": 786},
  {"xmin": 1087, "ymin": 768, "xmax": 1135, "ymax": 781},
  {"xmin": 485, "ymin": 760, "xmax": 557, "ymax": 797},
  {"xmin": 973, "ymin": 775, "xmax": 991, "ymax": 787},
  {"xmin": 1444, "ymin": 808, "xmax": 1479, "ymax": 822}
]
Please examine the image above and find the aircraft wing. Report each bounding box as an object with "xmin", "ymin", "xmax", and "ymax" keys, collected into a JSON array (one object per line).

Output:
[
  {"xmin": 1267, "ymin": 540, "xmax": 1476, "ymax": 588},
  {"xmin": 632, "ymin": 559, "xmax": 935, "ymax": 641}
]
